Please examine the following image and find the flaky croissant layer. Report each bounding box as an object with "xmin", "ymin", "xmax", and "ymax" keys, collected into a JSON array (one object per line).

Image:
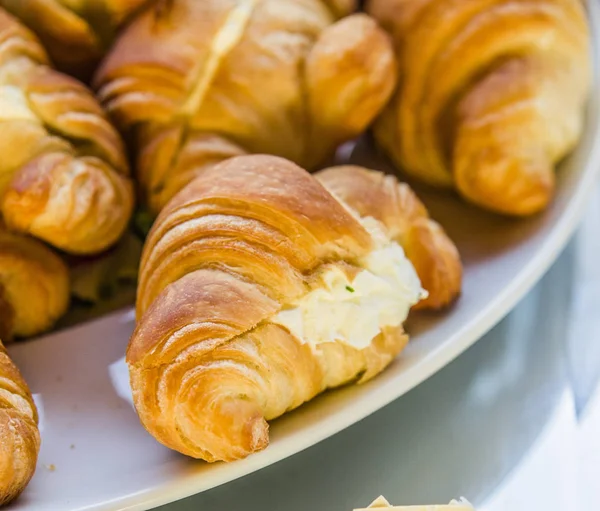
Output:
[
  {"xmin": 316, "ymin": 166, "xmax": 462, "ymax": 310},
  {"xmin": 94, "ymin": 0, "xmax": 396, "ymax": 214},
  {"xmin": 0, "ymin": 340, "xmax": 40, "ymax": 505},
  {"xmin": 368, "ymin": 0, "xmax": 591, "ymax": 216},
  {"xmin": 128, "ymin": 155, "xmax": 461, "ymax": 462},
  {"xmin": 0, "ymin": 8, "xmax": 134, "ymax": 255},
  {"xmin": 0, "ymin": 224, "xmax": 69, "ymax": 340}
]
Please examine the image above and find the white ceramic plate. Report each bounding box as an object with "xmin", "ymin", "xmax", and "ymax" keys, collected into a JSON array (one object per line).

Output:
[{"xmin": 8, "ymin": 4, "xmax": 600, "ymax": 510}]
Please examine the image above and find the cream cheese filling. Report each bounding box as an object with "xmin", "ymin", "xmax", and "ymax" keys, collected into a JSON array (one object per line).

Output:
[{"xmin": 271, "ymin": 218, "xmax": 425, "ymax": 350}]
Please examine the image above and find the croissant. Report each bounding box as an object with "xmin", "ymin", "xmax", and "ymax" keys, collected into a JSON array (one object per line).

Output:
[
  {"xmin": 316, "ymin": 165, "xmax": 461, "ymax": 310},
  {"xmin": 127, "ymin": 155, "xmax": 461, "ymax": 462},
  {"xmin": 0, "ymin": 339, "xmax": 40, "ymax": 505},
  {"xmin": 94, "ymin": 0, "xmax": 397, "ymax": 214},
  {"xmin": 0, "ymin": 0, "xmax": 150, "ymax": 80},
  {"xmin": 0, "ymin": 223, "xmax": 69, "ymax": 339},
  {"xmin": 367, "ymin": 0, "xmax": 591, "ymax": 216},
  {"xmin": 0, "ymin": 8, "xmax": 134, "ymax": 255}
]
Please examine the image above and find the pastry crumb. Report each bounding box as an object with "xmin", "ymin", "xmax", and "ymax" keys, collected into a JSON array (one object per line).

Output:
[{"xmin": 45, "ymin": 464, "xmax": 56, "ymax": 472}]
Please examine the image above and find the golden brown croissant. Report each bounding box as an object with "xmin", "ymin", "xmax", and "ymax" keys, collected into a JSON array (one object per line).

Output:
[
  {"xmin": 0, "ymin": 0, "xmax": 150, "ymax": 80},
  {"xmin": 367, "ymin": 0, "xmax": 591, "ymax": 216},
  {"xmin": 0, "ymin": 339, "xmax": 40, "ymax": 505},
  {"xmin": 127, "ymin": 155, "xmax": 461, "ymax": 462},
  {"xmin": 316, "ymin": 165, "xmax": 461, "ymax": 310},
  {"xmin": 0, "ymin": 223, "xmax": 69, "ymax": 340},
  {"xmin": 0, "ymin": 8, "xmax": 134, "ymax": 255},
  {"xmin": 94, "ymin": 0, "xmax": 396, "ymax": 214}
]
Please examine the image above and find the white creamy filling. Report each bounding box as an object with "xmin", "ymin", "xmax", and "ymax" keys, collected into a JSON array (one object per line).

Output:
[{"xmin": 272, "ymin": 230, "xmax": 426, "ymax": 350}]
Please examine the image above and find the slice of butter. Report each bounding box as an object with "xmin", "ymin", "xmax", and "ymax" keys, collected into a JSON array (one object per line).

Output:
[{"xmin": 353, "ymin": 496, "xmax": 474, "ymax": 510}]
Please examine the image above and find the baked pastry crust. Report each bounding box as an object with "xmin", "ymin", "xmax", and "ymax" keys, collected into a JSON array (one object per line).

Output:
[
  {"xmin": 0, "ymin": 8, "xmax": 134, "ymax": 254},
  {"xmin": 367, "ymin": 0, "xmax": 591, "ymax": 216},
  {"xmin": 0, "ymin": 223, "xmax": 69, "ymax": 340},
  {"xmin": 128, "ymin": 155, "xmax": 461, "ymax": 462},
  {"xmin": 0, "ymin": 0, "xmax": 149, "ymax": 79},
  {"xmin": 316, "ymin": 165, "xmax": 461, "ymax": 310},
  {"xmin": 0, "ymin": 339, "xmax": 40, "ymax": 505},
  {"xmin": 94, "ymin": 0, "xmax": 395, "ymax": 213}
]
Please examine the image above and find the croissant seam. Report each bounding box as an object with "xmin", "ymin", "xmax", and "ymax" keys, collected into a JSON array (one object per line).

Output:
[
  {"xmin": 133, "ymin": 252, "xmax": 384, "ymax": 371},
  {"xmin": 181, "ymin": 0, "xmax": 257, "ymax": 119}
]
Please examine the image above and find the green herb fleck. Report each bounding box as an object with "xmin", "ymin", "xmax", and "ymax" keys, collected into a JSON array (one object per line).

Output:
[{"xmin": 346, "ymin": 285, "xmax": 355, "ymax": 293}]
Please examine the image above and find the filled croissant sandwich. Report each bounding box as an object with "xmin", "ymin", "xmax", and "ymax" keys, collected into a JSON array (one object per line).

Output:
[
  {"xmin": 94, "ymin": 0, "xmax": 397, "ymax": 214},
  {"xmin": 127, "ymin": 155, "xmax": 461, "ymax": 462},
  {"xmin": 0, "ymin": 339, "xmax": 40, "ymax": 505},
  {"xmin": 367, "ymin": 0, "xmax": 591, "ymax": 216}
]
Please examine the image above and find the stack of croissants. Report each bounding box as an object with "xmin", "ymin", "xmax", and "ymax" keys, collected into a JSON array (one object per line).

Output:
[{"xmin": 0, "ymin": 0, "xmax": 591, "ymax": 504}]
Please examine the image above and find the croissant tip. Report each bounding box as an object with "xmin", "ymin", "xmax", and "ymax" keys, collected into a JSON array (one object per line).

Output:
[{"xmin": 247, "ymin": 416, "xmax": 270, "ymax": 453}]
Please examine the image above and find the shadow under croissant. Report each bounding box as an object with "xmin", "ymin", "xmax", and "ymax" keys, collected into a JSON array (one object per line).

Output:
[{"xmin": 54, "ymin": 231, "xmax": 143, "ymax": 332}]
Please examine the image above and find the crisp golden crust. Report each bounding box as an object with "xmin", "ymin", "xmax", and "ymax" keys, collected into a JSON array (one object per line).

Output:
[
  {"xmin": 316, "ymin": 165, "xmax": 462, "ymax": 310},
  {"xmin": 0, "ymin": 8, "xmax": 134, "ymax": 254},
  {"xmin": 137, "ymin": 129, "xmax": 247, "ymax": 214},
  {"xmin": 0, "ymin": 224, "xmax": 69, "ymax": 339},
  {"xmin": 305, "ymin": 13, "xmax": 397, "ymax": 169},
  {"xmin": 0, "ymin": 340, "xmax": 40, "ymax": 505},
  {"xmin": 0, "ymin": 0, "xmax": 149, "ymax": 79},
  {"xmin": 136, "ymin": 155, "xmax": 373, "ymax": 316},
  {"xmin": 94, "ymin": 0, "xmax": 395, "ymax": 213},
  {"xmin": 0, "ymin": 5, "xmax": 47, "ymax": 67},
  {"xmin": 128, "ymin": 155, "xmax": 460, "ymax": 461},
  {"xmin": 367, "ymin": 0, "xmax": 591, "ymax": 216}
]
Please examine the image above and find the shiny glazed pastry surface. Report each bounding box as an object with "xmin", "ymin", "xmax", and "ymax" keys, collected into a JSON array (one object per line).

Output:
[
  {"xmin": 127, "ymin": 155, "xmax": 461, "ymax": 462},
  {"xmin": 94, "ymin": 0, "xmax": 397, "ymax": 213},
  {"xmin": 367, "ymin": 0, "xmax": 591, "ymax": 216},
  {"xmin": 0, "ymin": 0, "xmax": 149, "ymax": 79},
  {"xmin": 0, "ymin": 8, "xmax": 134, "ymax": 255},
  {"xmin": 0, "ymin": 339, "xmax": 40, "ymax": 505}
]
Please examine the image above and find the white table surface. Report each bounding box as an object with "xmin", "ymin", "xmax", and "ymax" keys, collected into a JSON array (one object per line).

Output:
[{"xmin": 157, "ymin": 192, "xmax": 600, "ymax": 511}]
